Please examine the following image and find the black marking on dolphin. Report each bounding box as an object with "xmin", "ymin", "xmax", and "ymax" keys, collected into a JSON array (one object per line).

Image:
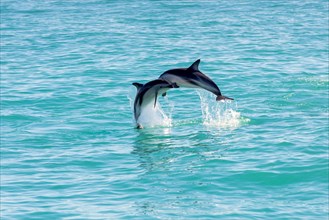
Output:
[
  {"xmin": 132, "ymin": 79, "xmax": 176, "ymax": 128},
  {"xmin": 159, "ymin": 59, "xmax": 233, "ymax": 101}
]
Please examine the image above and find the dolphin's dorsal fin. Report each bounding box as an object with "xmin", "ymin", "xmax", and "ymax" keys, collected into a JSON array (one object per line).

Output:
[
  {"xmin": 187, "ymin": 59, "xmax": 201, "ymax": 72},
  {"xmin": 132, "ymin": 82, "xmax": 143, "ymax": 91}
]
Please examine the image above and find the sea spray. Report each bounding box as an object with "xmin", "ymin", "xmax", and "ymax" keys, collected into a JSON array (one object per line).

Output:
[
  {"xmin": 197, "ymin": 90, "xmax": 243, "ymax": 129},
  {"xmin": 128, "ymin": 87, "xmax": 246, "ymax": 129},
  {"xmin": 136, "ymin": 102, "xmax": 172, "ymax": 128},
  {"xmin": 128, "ymin": 87, "xmax": 172, "ymax": 128}
]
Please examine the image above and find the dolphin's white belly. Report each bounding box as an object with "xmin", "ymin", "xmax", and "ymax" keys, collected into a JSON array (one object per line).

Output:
[{"xmin": 135, "ymin": 87, "xmax": 170, "ymax": 121}]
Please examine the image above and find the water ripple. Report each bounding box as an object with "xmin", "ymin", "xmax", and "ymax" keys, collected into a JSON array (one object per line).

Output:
[{"xmin": 1, "ymin": 0, "xmax": 328, "ymax": 219}]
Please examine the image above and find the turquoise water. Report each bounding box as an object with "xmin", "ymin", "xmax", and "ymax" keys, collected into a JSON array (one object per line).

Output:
[{"xmin": 1, "ymin": 0, "xmax": 328, "ymax": 219}]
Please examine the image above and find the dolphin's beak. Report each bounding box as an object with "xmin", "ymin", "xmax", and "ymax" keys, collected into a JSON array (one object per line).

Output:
[{"xmin": 216, "ymin": 95, "xmax": 234, "ymax": 101}]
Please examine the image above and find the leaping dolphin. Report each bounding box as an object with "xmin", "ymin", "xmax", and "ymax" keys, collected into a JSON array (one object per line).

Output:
[
  {"xmin": 159, "ymin": 59, "xmax": 233, "ymax": 101},
  {"xmin": 132, "ymin": 79, "xmax": 177, "ymax": 128}
]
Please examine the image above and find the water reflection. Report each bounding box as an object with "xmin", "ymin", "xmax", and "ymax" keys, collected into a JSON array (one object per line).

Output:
[
  {"xmin": 131, "ymin": 126, "xmax": 236, "ymax": 218},
  {"xmin": 132, "ymin": 127, "xmax": 174, "ymax": 172},
  {"xmin": 131, "ymin": 125, "xmax": 235, "ymax": 174}
]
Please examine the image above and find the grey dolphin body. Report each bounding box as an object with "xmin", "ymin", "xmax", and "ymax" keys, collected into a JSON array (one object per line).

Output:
[
  {"xmin": 159, "ymin": 59, "xmax": 233, "ymax": 101},
  {"xmin": 132, "ymin": 79, "xmax": 177, "ymax": 128}
]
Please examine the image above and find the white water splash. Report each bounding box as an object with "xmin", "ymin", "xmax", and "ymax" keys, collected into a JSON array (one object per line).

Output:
[
  {"xmin": 136, "ymin": 102, "xmax": 172, "ymax": 128},
  {"xmin": 128, "ymin": 87, "xmax": 172, "ymax": 128},
  {"xmin": 197, "ymin": 90, "xmax": 244, "ymax": 129},
  {"xmin": 128, "ymin": 87, "xmax": 248, "ymax": 129}
]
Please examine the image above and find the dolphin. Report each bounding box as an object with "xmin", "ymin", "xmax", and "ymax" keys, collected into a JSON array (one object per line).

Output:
[
  {"xmin": 159, "ymin": 59, "xmax": 233, "ymax": 101},
  {"xmin": 132, "ymin": 79, "xmax": 177, "ymax": 128}
]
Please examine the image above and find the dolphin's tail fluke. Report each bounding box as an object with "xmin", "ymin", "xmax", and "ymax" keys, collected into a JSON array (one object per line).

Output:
[
  {"xmin": 132, "ymin": 82, "xmax": 143, "ymax": 91},
  {"xmin": 216, "ymin": 95, "xmax": 234, "ymax": 101}
]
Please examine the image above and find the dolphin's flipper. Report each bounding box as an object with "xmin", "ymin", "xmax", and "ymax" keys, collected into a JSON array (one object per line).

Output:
[
  {"xmin": 162, "ymin": 92, "xmax": 167, "ymax": 97},
  {"xmin": 132, "ymin": 82, "xmax": 143, "ymax": 90}
]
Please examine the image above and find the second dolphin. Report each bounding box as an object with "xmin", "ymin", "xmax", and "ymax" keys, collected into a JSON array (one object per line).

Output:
[
  {"xmin": 132, "ymin": 79, "xmax": 177, "ymax": 128},
  {"xmin": 159, "ymin": 59, "xmax": 233, "ymax": 101}
]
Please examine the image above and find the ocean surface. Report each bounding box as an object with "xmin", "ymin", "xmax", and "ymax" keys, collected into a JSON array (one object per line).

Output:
[{"xmin": 1, "ymin": 0, "xmax": 328, "ymax": 219}]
